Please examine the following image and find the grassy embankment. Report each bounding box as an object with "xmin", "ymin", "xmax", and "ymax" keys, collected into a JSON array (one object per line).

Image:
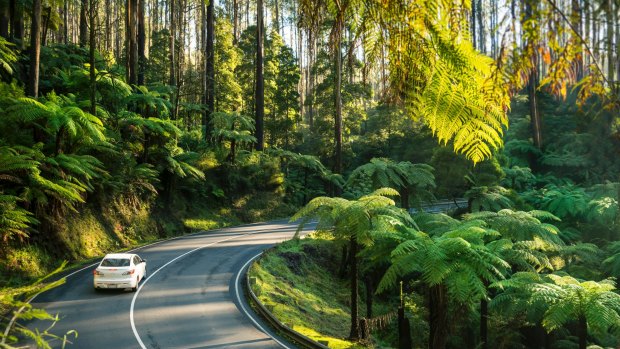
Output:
[
  {"xmin": 0, "ymin": 190, "xmax": 296, "ymax": 287},
  {"xmin": 249, "ymin": 236, "xmax": 401, "ymax": 349}
]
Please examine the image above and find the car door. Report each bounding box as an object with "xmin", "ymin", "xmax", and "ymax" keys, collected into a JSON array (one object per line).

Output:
[{"xmin": 134, "ymin": 255, "xmax": 145, "ymax": 280}]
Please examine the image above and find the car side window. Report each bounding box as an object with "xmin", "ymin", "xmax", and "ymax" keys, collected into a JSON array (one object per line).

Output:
[{"xmin": 133, "ymin": 256, "xmax": 139, "ymax": 265}]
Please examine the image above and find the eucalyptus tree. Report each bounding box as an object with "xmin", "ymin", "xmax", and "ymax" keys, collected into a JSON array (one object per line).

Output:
[
  {"xmin": 292, "ymin": 188, "xmax": 413, "ymax": 340},
  {"xmin": 28, "ymin": 0, "xmax": 41, "ymax": 98}
]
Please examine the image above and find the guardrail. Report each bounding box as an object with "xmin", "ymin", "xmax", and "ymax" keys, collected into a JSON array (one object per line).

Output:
[
  {"xmin": 408, "ymin": 199, "xmax": 468, "ymax": 214},
  {"xmin": 245, "ymin": 258, "xmax": 329, "ymax": 349}
]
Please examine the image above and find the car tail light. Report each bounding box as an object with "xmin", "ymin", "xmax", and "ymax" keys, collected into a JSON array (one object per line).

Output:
[
  {"xmin": 93, "ymin": 269, "xmax": 103, "ymax": 276},
  {"xmin": 122, "ymin": 269, "xmax": 135, "ymax": 276}
]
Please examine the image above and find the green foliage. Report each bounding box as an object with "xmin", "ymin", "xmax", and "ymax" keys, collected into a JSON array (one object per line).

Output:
[
  {"xmin": 536, "ymin": 275, "xmax": 620, "ymax": 336},
  {"xmin": 0, "ymin": 37, "xmax": 17, "ymax": 77},
  {"xmin": 0, "ymin": 262, "xmax": 76, "ymax": 349},
  {"xmin": 602, "ymin": 242, "xmax": 620, "ymax": 278},
  {"xmin": 377, "ymin": 221, "xmax": 509, "ymax": 305},
  {"xmin": 523, "ymin": 184, "xmax": 590, "ymax": 220},
  {"xmin": 125, "ymin": 85, "xmax": 171, "ymax": 119},
  {"xmin": 214, "ymin": 18, "xmax": 242, "ymax": 113},
  {"xmin": 292, "ymin": 188, "xmax": 411, "ymax": 243},
  {"xmin": 0, "ymin": 194, "xmax": 38, "ymax": 242},
  {"xmin": 465, "ymin": 186, "xmax": 514, "ymax": 212}
]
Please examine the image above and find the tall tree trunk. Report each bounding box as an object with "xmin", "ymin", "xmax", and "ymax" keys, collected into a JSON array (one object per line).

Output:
[
  {"xmin": 127, "ymin": 0, "xmax": 137, "ymax": 85},
  {"xmin": 525, "ymin": 0, "xmax": 542, "ymax": 152},
  {"xmin": 584, "ymin": 0, "xmax": 590, "ymax": 74},
  {"xmin": 348, "ymin": 236, "xmax": 360, "ymax": 340},
  {"xmin": 274, "ymin": 0, "xmax": 280, "ymax": 33},
  {"xmin": 255, "ymin": 0, "xmax": 264, "ymax": 151},
  {"xmin": 28, "ymin": 0, "xmax": 41, "ymax": 98},
  {"xmin": 80, "ymin": 0, "xmax": 88, "ymax": 47},
  {"xmin": 169, "ymin": 0, "xmax": 176, "ymax": 87},
  {"xmin": 615, "ymin": 2, "xmax": 620, "ymax": 84},
  {"xmin": 64, "ymin": 0, "xmax": 69, "ymax": 44},
  {"xmin": 334, "ymin": 12, "xmax": 343, "ymax": 175},
  {"xmin": 0, "ymin": 0, "xmax": 9, "ymax": 39},
  {"xmin": 233, "ymin": 0, "xmax": 238, "ymax": 44},
  {"xmin": 470, "ymin": 0, "xmax": 476, "ymax": 49},
  {"xmin": 476, "ymin": 0, "xmax": 484, "ymax": 53},
  {"xmin": 204, "ymin": 0, "xmax": 214, "ymax": 141},
  {"xmin": 571, "ymin": 0, "xmax": 583, "ymax": 80},
  {"xmin": 89, "ymin": 0, "xmax": 97, "ymax": 114},
  {"xmin": 137, "ymin": 0, "xmax": 146, "ymax": 85},
  {"xmin": 105, "ymin": 0, "xmax": 111, "ymax": 50},
  {"xmin": 10, "ymin": 0, "xmax": 24, "ymax": 47},
  {"xmin": 307, "ymin": 30, "xmax": 314, "ymax": 128},
  {"xmin": 606, "ymin": 0, "xmax": 614, "ymax": 81},
  {"xmin": 41, "ymin": 7, "xmax": 50, "ymax": 46}
]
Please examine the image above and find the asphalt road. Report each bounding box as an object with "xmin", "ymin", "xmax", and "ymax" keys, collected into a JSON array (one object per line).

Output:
[{"xmin": 22, "ymin": 220, "xmax": 313, "ymax": 349}]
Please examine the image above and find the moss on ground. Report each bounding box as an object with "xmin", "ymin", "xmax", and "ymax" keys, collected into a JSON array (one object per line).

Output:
[{"xmin": 249, "ymin": 237, "xmax": 368, "ymax": 349}]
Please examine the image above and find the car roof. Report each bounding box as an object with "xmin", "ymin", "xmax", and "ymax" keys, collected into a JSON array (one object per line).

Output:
[{"xmin": 102, "ymin": 253, "xmax": 136, "ymax": 259}]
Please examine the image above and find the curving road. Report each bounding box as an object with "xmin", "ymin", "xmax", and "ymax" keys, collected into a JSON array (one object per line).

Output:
[{"xmin": 23, "ymin": 220, "xmax": 313, "ymax": 349}]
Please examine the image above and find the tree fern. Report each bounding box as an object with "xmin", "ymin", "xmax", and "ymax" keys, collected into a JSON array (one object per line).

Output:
[
  {"xmin": 0, "ymin": 194, "xmax": 39, "ymax": 242},
  {"xmin": 536, "ymin": 275, "xmax": 620, "ymax": 341},
  {"xmin": 465, "ymin": 185, "xmax": 514, "ymax": 212},
  {"xmin": 0, "ymin": 37, "xmax": 17, "ymax": 76}
]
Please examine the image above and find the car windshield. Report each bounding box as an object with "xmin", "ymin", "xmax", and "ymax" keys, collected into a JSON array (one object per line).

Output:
[{"xmin": 100, "ymin": 258, "xmax": 130, "ymax": 267}]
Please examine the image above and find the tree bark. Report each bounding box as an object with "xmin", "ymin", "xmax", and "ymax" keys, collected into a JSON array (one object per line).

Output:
[
  {"xmin": 79, "ymin": 0, "xmax": 88, "ymax": 47},
  {"xmin": 480, "ymin": 298, "xmax": 488, "ymax": 349},
  {"xmin": 429, "ymin": 284, "xmax": 448, "ymax": 349},
  {"xmin": 0, "ymin": 0, "xmax": 9, "ymax": 39},
  {"xmin": 577, "ymin": 315, "xmax": 587, "ymax": 349},
  {"xmin": 525, "ymin": 0, "xmax": 542, "ymax": 153},
  {"xmin": 571, "ymin": 0, "xmax": 583, "ymax": 80},
  {"xmin": 127, "ymin": 0, "xmax": 138, "ymax": 85},
  {"xmin": 255, "ymin": 0, "xmax": 264, "ymax": 151},
  {"xmin": 348, "ymin": 236, "xmax": 360, "ymax": 340},
  {"xmin": 104, "ymin": 0, "xmax": 111, "ymax": 50},
  {"xmin": 334, "ymin": 15, "xmax": 343, "ymax": 175},
  {"xmin": 204, "ymin": 0, "xmax": 215, "ymax": 141},
  {"xmin": 137, "ymin": 0, "xmax": 146, "ymax": 85},
  {"xmin": 9, "ymin": 0, "xmax": 24, "ymax": 47},
  {"xmin": 169, "ymin": 0, "xmax": 176, "ymax": 87},
  {"xmin": 364, "ymin": 275, "xmax": 373, "ymax": 318},
  {"xmin": 28, "ymin": 0, "xmax": 41, "ymax": 98},
  {"xmin": 41, "ymin": 6, "xmax": 50, "ymax": 46},
  {"xmin": 63, "ymin": 0, "xmax": 68, "ymax": 44},
  {"xmin": 90, "ymin": 0, "xmax": 97, "ymax": 115},
  {"xmin": 233, "ymin": 0, "xmax": 238, "ymax": 44},
  {"xmin": 605, "ymin": 0, "xmax": 614, "ymax": 81}
]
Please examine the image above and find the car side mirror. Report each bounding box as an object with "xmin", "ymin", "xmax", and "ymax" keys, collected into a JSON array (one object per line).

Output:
[{"xmin": 142, "ymin": 259, "xmax": 147, "ymax": 263}]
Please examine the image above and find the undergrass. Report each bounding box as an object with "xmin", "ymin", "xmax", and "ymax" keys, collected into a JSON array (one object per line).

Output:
[{"xmin": 249, "ymin": 237, "xmax": 367, "ymax": 349}]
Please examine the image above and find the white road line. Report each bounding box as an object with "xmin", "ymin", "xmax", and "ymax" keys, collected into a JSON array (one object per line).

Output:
[
  {"xmin": 129, "ymin": 229, "xmax": 294, "ymax": 349},
  {"xmin": 234, "ymin": 253, "xmax": 291, "ymax": 349}
]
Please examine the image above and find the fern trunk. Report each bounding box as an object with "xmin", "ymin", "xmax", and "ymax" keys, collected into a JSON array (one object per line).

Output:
[
  {"xmin": 348, "ymin": 236, "xmax": 360, "ymax": 340},
  {"xmin": 480, "ymin": 298, "xmax": 488, "ymax": 349},
  {"xmin": 364, "ymin": 275, "xmax": 373, "ymax": 318},
  {"xmin": 577, "ymin": 315, "xmax": 587, "ymax": 349},
  {"xmin": 429, "ymin": 284, "xmax": 448, "ymax": 349}
]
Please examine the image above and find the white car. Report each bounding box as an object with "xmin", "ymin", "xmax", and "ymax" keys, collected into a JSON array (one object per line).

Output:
[{"xmin": 93, "ymin": 253, "xmax": 147, "ymax": 292}]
